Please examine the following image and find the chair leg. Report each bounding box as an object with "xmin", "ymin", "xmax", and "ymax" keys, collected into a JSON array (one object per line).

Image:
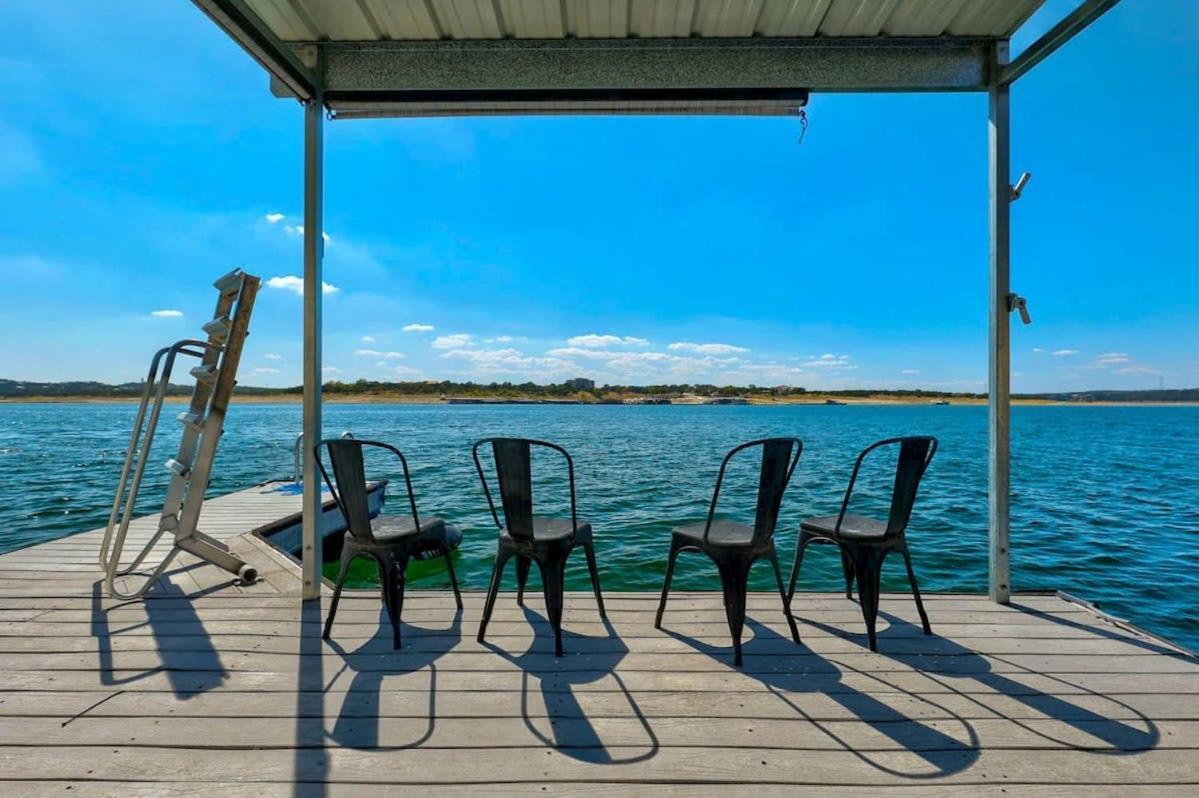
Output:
[
  {"xmin": 719, "ymin": 558, "xmax": 751, "ymax": 667},
  {"xmin": 786, "ymin": 530, "xmax": 814, "ymax": 607},
  {"xmin": 901, "ymin": 546, "xmax": 932, "ymax": 636},
  {"xmin": 442, "ymin": 543, "xmax": 463, "ymax": 610},
  {"xmin": 851, "ymin": 547, "xmax": 884, "ymax": 652},
  {"xmin": 477, "ymin": 547, "xmax": 511, "ymax": 644},
  {"xmin": 841, "ymin": 550, "xmax": 856, "ymax": 599},
  {"xmin": 515, "ymin": 556, "xmax": 531, "ymax": 606},
  {"xmin": 538, "ymin": 555, "xmax": 568, "ymax": 657},
  {"xmin": 655, "ymin": 542, "xmax": 682, "ymax": 629},
  {"xmin": 323, "ymin": 549, "xmax": 353, "ymax": 641},
  {"xmin": 769, "ymin": 548, "xmax": 800, "ymax": 644},
  {"xmin": 582, "ymin": 542, "xmax": 606, "ymax": 618},
  {"xmin": 379, "ymin": 553, "xmax": 403, "ymax": 650}
]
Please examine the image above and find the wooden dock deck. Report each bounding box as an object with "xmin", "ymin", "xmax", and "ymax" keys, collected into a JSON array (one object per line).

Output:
[{"xmin": 1, "ymin": 484, "xmax": 1197, "ymax": 795}]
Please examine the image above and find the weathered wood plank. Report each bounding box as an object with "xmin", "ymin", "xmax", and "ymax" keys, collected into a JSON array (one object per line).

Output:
[
  {"xmin": 2, "ymin": 746, "xmax": 1198, "ymax": 785},
  {"xmin": 2, "ymin": 688, "xmax": 1192, "ymax": 723}
]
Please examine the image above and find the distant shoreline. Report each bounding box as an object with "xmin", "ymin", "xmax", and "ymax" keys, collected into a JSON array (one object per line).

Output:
[{"xmin": 3, "ymin": 394, "xmax": 1196, "ymax": 407}]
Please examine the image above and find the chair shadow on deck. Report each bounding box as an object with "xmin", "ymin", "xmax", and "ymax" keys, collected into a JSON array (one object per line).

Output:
[
  {"xmin": 802, "ymin": 608, "xmax": 1162, "ymax": 755},
  {"xmin": 290, "ymin": 598, "xmax": 465, "ymax": 798},
  {"xmin": 483, "ymin": 604, "xmax": 659, "ymax": 765},
  {"xmin": 322, "ymin": 604, "xmax": 464, "ymax": 750},
  {"xmin": 663, "ymin": 614, "xmax": 981, "ymax": 779},
  {"xmin": 90, "ymin": 566, "xmax": 229, "ymax": 698}
]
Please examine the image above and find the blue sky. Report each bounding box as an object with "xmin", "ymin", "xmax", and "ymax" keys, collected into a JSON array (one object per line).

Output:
[{"xmin": 0, "ymin": 1, "xmax": 1195, "ymax": 393}]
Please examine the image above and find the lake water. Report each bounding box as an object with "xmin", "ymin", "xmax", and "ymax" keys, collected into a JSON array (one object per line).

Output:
[{"xmin": 2, "ymin": 402, "xmax": 1197, "ymax": 649}]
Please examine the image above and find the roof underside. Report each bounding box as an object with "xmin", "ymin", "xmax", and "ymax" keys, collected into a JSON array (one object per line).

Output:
[
  {"xmin": 208, "ymin": 0, "xmax": 1051, "ymax": 117},
  {"xmin": 248, "ymin": 0, "xmax": 1044, "ymax": 41}
]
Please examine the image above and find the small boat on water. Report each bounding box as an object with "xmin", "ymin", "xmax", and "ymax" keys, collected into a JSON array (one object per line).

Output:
[
  {"xmin": 932, "ymin": 399, "xmax": 951, "ymax": 405},
  {"xmin": 824, "ymin": 398, "xmax": 846, "ymax": 406}
]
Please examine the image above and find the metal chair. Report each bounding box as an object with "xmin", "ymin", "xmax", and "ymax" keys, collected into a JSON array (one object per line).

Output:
[
  {"xmin": 786, "ymin": 436, "xmax": 938, "ymax": 652},
  {"xmin": 655, "ymin": 438, "xmax": 803, "ymax": 666},
  {"xmin": 473, "ymin": 437, "xmax": 605, "ymax": 657},
  {"xmin": 316, "ymin": 438, "xmax": 462, "ymax": 650}
]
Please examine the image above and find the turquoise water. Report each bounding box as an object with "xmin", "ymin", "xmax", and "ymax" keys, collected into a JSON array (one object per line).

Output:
[{"xmin": 2, "ymin": 403, "xmax": 1197, "ymax": 648}]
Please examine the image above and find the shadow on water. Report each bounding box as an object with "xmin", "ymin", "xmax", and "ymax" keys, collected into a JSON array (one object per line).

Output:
[
  {"xmin": 803, "ymin": 607, "xmax": 1161, "ymax": 754},
  {"xmin": 663, "ymin": 615, "xmax": 982, "ymax": 779},
  {"xmin": 90, "ymin": 568, "xmax": 228, "ymax": 697},
  {"xmin": 483, "ymin": 604, "xmax": 659, "ymax": 765}
]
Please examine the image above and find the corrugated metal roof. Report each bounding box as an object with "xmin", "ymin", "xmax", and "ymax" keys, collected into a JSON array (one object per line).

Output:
[{"xmin": 248, "ymin": 0, "xmax": 1045, "ymax": 42}]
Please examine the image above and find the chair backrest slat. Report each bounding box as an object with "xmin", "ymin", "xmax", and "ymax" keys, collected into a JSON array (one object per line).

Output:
[
  {"xmin": 887, "ymin": 437, "xmax": 937, "ymax": 536},
  {"xmin": 316, "ymin": 438, "xmax": 423, "ymax": 546},
  {"xmin": 837, "ymin": 435, "xmax": 937, "ymax": 538},
  {"xmin": 753, "ymin": 439, "xmax": 799, "ymax": 544},
  {"xmin": 473, "ymin": 437, "xmax": 578, "ymax": 542},
  {"xmin": 705, "ymin": 437, "xmax": 802, "ymax": 546},
  {"xmin": 493, "ymin": 438, "xmax": 535, "ymax": 541},
  {"xmin": 320, "ymin": 440, "xmax": 374, "ymax": 544}
]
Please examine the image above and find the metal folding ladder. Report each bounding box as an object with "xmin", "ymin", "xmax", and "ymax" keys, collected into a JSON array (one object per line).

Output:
[{"xmin": 99, "ymin": 269, "xmax": 261, "ymax": 599}]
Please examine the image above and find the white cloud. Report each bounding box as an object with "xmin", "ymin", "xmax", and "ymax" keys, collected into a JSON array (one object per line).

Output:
[
  {"xmin": 354, "ymin": 349, "xmax": 404, "ymax": 359},
  {"xmin": 432, "ymin": 333, "xmax": 472, "ymax": 349},
  {"xmin": 265, "ymin": 275, "xmax": 339, "ymax": 296},
  {"xmin": 402, "ymin": 323, "xmax": 435, "ymax": 333},
  {"xmin": 1052, "ymin": 349, "xmax": 1079, "ymax": 357},
  {"xmin": 323, "ymin": 366, "xmax": 341, "ymax": 374},
  {"xmin": 392, "ymin": 365, "xmax": 422, "ymax": 378},
  {"xmin": 1032, "ymin": 347, "xmax": 1045, "ymax": 353},
  {"xmin": 1092, "ymin": 352, "xmax": 1131, "ymax": 366},
  {"xmin": 668, "ymin": 341, "xmax": 749, "ymax": 355},
  {"xmin": 150, "ymin": 309, "xmax": 183, "ymax": 318},
  {"xmin": 485, "ymin": 335, "xmax": 526, "ymax": 344},
  {"xmin": 1115, "ymin": 365, "xmax": 1160, "ymax": 375},
  {"xmin": 253, "ymin": 367, "xmax": 279, "ymax": 375},
  {"xmin": 441, "ymin": 347, "xmax": 578, "ymax": 379},
  {"xmin": 901, "ymin": 369, "xmax": 920, "ymax": 375},
  {"xmin": 360, "ymin": 335, "xmax": 375, "ymax": 343},
  {"xmin": 264, "ymin": 213, "xmax": 285, "ymax": 224},
  {"xmin": 801, "ymin": 353, "xmax": 854, "ymax": 369},
  {"xmin": 263, "ymin": 353, "xmax": 283, "ymax": 360},
  {"xmin": 568, "ymin": 334, "xmax": 650, "ymax": 348}
]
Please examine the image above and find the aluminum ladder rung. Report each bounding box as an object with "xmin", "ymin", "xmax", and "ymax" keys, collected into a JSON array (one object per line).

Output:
[
  {"xmin": 177, "ymin": 411, "xmax": 204, "ymax": 432},
  {"xmin": 202, "ymin": 316, "xmax": 231, "ymax": 342},
  {"xmin": 189, "ymin": 364, "xmax": 217, "ymax": 383},
  {"xmin": 212, "ymin": 269, "xmax": 244, "ymax": 295}
]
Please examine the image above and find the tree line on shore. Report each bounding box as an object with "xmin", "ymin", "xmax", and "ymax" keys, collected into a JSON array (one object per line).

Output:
[{"xmin": 3, "ymin": 377, "xmax": 1195, "ymax": 403}]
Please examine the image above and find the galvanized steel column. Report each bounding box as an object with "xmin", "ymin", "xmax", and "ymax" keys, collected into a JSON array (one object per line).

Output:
[
  {"xmin": 301, "ymin": 75, "xmax": 324, "ymax": 601},
  {"xmin": 988, "ymin": 41, "xmax": 1012, "ymax": 604}
]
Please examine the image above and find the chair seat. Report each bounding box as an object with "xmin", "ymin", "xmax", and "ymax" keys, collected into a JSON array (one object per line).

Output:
[
  {"xmin": 371, "ymin": 515, "xmax": 447, "ymax": 542},
  {"xmin": 673, "ymin": 519, "xmax": 756, "ymax": 547},
  {"xmin": 500, "ymin": 516, "xmax": 592, "ymax": 544},
  {"xmin": 801, "ymin": 514, "xmax": 889, "ymax": 540}
]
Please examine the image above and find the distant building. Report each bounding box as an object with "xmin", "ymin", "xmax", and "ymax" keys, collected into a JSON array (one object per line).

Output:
[{"xmin": 566, "ymin": 377, "xmax": 595, "ymax": 392}]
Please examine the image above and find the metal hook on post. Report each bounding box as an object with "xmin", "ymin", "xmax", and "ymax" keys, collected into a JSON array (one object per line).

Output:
[
  {"xmin": 1007, "ymin": 293, "xmax": 1031, "ymax": 325},
  {"xmin": 1010, "ymin": 171, "xmax": 1032, "ymax": 201}
]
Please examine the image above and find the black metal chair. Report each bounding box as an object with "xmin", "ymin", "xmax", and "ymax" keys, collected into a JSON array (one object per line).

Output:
[
  {"xmin": 473, "ymin": 437, "xmax": 605, "ymax": 657},
  {"xmin": 786, "ymin": 436, "xmax": 938, "ymax": 652},
  {"xmin": 316, "ymin": 438, "xmax": 462, "ymax": 650},
  {"xmin": 655, "ymin": 438, "xmax": 803, "ymax": 666}
]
